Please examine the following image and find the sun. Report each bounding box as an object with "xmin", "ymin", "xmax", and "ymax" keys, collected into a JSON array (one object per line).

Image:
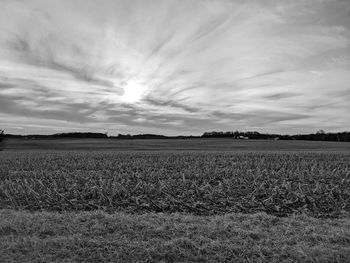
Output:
[{"xmin": 122, "ymin": 80, "xmax": 147, "ymax": 103}]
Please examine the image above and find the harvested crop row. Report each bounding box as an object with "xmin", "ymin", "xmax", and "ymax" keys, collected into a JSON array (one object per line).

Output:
[{"xmin": 1, "ymin": 152, "xmax": 349, "ymax": 218}]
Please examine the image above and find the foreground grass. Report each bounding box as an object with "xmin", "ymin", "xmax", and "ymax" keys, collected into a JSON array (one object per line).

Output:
[{"xmin": 1, "ymin": 210, "xmax": 349, "ymax": 262}]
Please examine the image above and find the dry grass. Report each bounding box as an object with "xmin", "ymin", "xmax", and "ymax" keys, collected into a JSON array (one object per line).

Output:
[{"xmin": 1, "ymin": 209, "xmax": 349, "ymax": 262}]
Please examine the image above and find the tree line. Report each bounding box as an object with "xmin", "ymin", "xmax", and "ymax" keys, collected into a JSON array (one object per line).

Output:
[
  {"xmin": 201, "ymin": 130, "xmax": 350, "ymax": 142},
  {"xmin": 4, "ymin": 132, "xmax": 108, "ymax": 139},
  {"xmin": 0, "ymin": 130, "xmax": 4, "ymax": 151},
  {"xmin": 1, "ymin": 130, "xmax": 350, "ymax": 142}
]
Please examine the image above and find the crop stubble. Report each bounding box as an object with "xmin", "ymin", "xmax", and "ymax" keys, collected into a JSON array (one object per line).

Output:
[{"xmin": 0, "ymin": 151, "xmax": 349, "ymax": 218}]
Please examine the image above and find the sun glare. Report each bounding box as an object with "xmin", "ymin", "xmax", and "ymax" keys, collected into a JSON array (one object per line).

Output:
[{"xmin": 122, "ymin": 80, "xmax": 147, "ymax": 103}]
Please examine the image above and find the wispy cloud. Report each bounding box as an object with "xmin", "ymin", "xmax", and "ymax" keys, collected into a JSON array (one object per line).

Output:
[{"xmin": 0, "ymin": 0, "xmax": 349, "ymax": 134}]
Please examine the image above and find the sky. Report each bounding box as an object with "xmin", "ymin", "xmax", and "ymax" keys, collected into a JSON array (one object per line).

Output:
[{"xmin": 0, "ymin": 0, "xmax": 349, "ymax": 135}]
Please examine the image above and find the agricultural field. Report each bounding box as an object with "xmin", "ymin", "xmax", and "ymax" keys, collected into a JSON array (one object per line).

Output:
[
  {"xmin": 1, "ymin": 140, "xmax": 350, "ymax": 262},
  {"xmin": 3, "ymin": 137, "xmax": 350, "ymax": 152},
  {"xmin": 1, "ymin": 151, "xmax": 350, "ymax": 218}
]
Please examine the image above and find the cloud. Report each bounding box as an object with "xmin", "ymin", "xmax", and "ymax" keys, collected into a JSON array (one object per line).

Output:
[
  {"xmin": 6, "ymin": 34, "xmax": 125, "ymax": 94},
  {"xmin": 0, "ymin": 0, "xmax": 349, "ymax": 134},
  {"xmin": 142, "ymin": 97, "xmax": 200, "ymax": 113},
  {"xmin": 263, "ymin": 92, "xmax": 301, "ymax": 100}
]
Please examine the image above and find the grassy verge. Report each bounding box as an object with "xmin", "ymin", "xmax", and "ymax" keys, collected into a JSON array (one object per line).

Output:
[{"xmin": 1, "ymin": 209, "xmax": 349, "ymax": 262}]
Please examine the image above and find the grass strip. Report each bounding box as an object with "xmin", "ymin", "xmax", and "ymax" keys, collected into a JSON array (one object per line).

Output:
[{"xmin": 1, "ymin": 209, "xmax": 349, "ymax": 262}]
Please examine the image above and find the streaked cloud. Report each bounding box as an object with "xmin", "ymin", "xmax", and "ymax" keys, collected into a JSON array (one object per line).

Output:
[{"xmin": 0, "ymin": 0, "xmax": 349, "ymax": 135}]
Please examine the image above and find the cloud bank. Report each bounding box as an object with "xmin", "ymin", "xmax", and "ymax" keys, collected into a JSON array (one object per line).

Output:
[{"xmin": 0, "ymin": 0, "xmax": 349, "ymax": 135}]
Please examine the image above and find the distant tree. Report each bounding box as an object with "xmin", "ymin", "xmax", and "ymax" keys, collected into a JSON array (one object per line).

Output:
[
  {"xmin": 52, "ymin": 132, "xmax": 108, "ymax": 139},
  {"xmin": 0, "ymin": 129, "xmax": 4, "ymax": 151}
]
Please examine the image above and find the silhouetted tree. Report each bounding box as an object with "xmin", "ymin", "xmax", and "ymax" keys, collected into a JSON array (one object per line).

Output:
[
  {"xmin": 0, "ymin": 130, "xmax": 4, "ymax": 151},
  {"xmin": 201, "ymin": 130, "xmax": 350, "ymax": 142},
  {"xmin": 52, "ymin": 132, "xmax": 108, "ymax": 138}
]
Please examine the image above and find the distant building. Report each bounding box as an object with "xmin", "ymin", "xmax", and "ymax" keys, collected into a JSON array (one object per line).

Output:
[{"xmin": 238, "ymin": 136, "xmax": 249, "ymax": 140}]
